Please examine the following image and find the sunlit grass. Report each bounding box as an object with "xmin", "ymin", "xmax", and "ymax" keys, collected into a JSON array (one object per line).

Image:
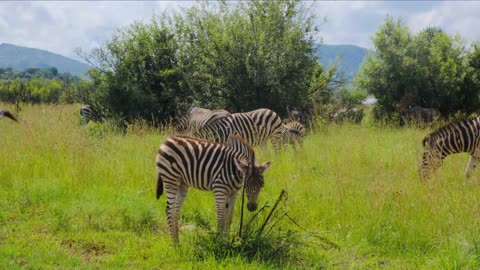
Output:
[{"xmin": 1, "ymin": 104, "xmax": 480, "ymax": 269}]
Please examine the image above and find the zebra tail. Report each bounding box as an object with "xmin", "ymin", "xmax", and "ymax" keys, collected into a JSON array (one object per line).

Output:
[{"xmin": 156, "ymin": 173, "xmax": 164, "ymax": 199}]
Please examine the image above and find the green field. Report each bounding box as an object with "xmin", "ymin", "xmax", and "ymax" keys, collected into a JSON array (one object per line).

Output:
[{"xmin": 1, "ymin": 104, "xmax": 480, "ymax": 269}]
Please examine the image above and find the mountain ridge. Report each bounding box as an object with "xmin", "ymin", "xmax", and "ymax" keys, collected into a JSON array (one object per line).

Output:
[
  {"xmin": 0, "ymin": 43, "xmax": 370, "ymax": 79},
  {"xmin": 315, "ymin": 44, "xmax": 371, "ymax": 81},
  {"xmin": 0, "ymin": 43, "xmax": 91, "ymax": 76}
]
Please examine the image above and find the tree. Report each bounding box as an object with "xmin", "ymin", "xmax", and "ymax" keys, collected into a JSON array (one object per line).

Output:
[
  {"xmin": 355, "ymin": 17, "xmax": 480, "ymax": 121},
  {"xmin": 81, "ymin": 16, "xmax": 188, "ymax": 124},
  {"xmin": 175, "ymin": 0, "xmax": 320, "ymax": 117}
]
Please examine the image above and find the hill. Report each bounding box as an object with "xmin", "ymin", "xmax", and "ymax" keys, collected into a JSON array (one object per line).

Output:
[
  {"xmin": 0, "ymin": 43, "xmax": 368, "ymax": 79},
  {"xmin": 316, "ymin": 44, "xmax": 370, "ymax": 81},
  {"xmin": 0, "ymin": 43, "xmax": 91, "ymax": 76}
]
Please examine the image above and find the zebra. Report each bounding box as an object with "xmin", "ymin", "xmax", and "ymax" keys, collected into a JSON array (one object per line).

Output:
[
  {"xmin": 280, "ymin": 121, "xmax": 305, "ymax": 153},
  {"xmin": 420, "ymin": 116, "xmax": 480, "ymax": 180},
  {"xmin": 79, "ymin": 104, "xmax": 104, "ymax": 125},
  {"xmin": 173, "ymin": 107, "xmax": 230, "ymax": 135},
  {"xmin": 194, "ymin": 108, "xmax": 284, "ymax": 152},
  {"xmin": 156, "ymin": 135, "xmax": 271, "ymax": 244},
  {"xmin": 0, "ymin": 110, "xmax": 18, "ymax": 122}
]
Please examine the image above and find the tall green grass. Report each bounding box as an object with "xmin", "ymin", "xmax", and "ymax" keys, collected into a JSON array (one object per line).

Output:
[{"xmin": 1, "ymin": 104, "xmax": 480, "ymax": 269}]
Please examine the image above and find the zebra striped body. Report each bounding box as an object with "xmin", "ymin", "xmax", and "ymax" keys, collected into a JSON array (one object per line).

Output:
[
  {"xmin": 80, "ymin": 104, "xmax": 104, "ymax": 125},
  {"xmin": 173, "ymin": 107, "xmax": 230, "ymax": 135},
  {"xmin": 421, "ymin": 116, "xmax": 480, "ymax": 179},
  {"xmin": 280, "ymin": 121, "xmax": 305, "ymax": 152},
  {"xmin": 156, "ymin": 135, "xmax": 271, "ymax": 244},
  {"xmin": 194, "ymin": 108, "xmax": 283, "ymax": 152},
  {"xmin": 0, "ymin": 110, "xmax": 18, "ymax": 122}
]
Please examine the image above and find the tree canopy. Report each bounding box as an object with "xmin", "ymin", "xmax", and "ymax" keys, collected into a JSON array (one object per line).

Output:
[
  {"xmin": 356, "ymin": 17, "xmax": 480, "ymax": 120},
  {"xmin": 81, "ymin": 0, "xmax": 339, "ymax": 124}
]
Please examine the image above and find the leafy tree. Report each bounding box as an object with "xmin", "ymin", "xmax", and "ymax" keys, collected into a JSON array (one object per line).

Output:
[
  {"xmin": 175, "ymin": 0, "xmax": 320, "ymax": 116},
  {"xmin": 356, "ymin": 17, "xmax": 480, "ymax": 120},
  {"xmin": 80, "ymin": 16, "xmax": 188, "ymax": 124}
]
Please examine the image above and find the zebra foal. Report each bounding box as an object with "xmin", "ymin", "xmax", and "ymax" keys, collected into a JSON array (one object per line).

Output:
[
  {"xmin": 421, "ymin": 116, "xmax": 480, "ymax": 179},
  {"xmin": 280, "ymin": 121, "xmax": 305, "ymax": 153},
  {"xmin": 156, "ymin": 135, "xmax": 271, "ymax": 244}
]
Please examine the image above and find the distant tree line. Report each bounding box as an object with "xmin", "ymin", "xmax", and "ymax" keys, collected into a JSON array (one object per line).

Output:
[
  {"xmin": 5, "ymin": 3, "xmax": 476, "ymax": 127},
  {"xmin": 0, "ymin": 67, "xmax": 94, "ymax": 104},
  {"xmin": 356, "ymin": 16, "xmax": 480, "ymax": 122}
]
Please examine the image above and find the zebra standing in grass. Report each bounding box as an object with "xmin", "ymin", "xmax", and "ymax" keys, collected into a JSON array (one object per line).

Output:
[
  {"xmin": 195, "ymin": 108, "xmax": 284, "ymax": 152},
  {"xmin": 0, "ymin": 110, "xmax": 18, "ymax": 122},
  {"xmin": 280, "ymin": 121, "xmax": 305, "ymax": 153},
  {"xmin": 420, "ymin": 116, "xmax": 480, "ymax": 179},
  {"xmin": 79, "ymin": 104, "xmax": 104, "ymax": 125},
  {"xmin": 156, "ymin": 135, "xmax": 271, "ymax": 244}
]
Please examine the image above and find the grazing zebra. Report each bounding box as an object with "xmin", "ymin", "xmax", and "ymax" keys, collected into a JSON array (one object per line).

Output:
[
  {"xmin": 79, "ymin": 104, "xmax": 104, "ymax": 125},
  {"xmin": 420, "ymin": 116, "xmax": 480, "ymax": 179},
  {"xmin": 0, "ymin": 110, "xmax": 18, "ymax": 122},
  {"xmin": 194, "ymin": 108, "xmax": 284, "ymax": 152},
  {"xmin": 280, "ymin": 121, "xmax": 305, "ymax": 153},
  {"xmin": 156, "ymin": 135, "xmax": 271, "ymax": 244},
  {"xmin": 173, "ymin": 107, "xmax": 230, "ymax": 135}
]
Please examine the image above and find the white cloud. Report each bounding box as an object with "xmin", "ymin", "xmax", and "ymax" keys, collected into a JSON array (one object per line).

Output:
[
  {"xmin": 408, "ymin": 1, "xmax": 480, "ymax": 42},
  {"xmin": 0, "ymin": 0, "xmax": 479, "ymax": 60},
  {"xmin": 0, "ymin": 1, "xmax": 193, "ymax": 61}
]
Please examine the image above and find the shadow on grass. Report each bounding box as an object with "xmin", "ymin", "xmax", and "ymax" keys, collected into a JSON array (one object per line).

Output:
[{"xmin": 192, "ymin": 189, "xmax": 339, "ymax": 267}]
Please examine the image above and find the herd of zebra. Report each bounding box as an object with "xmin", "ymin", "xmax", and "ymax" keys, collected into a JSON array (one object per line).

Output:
[{"xmin": 2, "ymin": 104, "xmax": 480, "ymax": 244}]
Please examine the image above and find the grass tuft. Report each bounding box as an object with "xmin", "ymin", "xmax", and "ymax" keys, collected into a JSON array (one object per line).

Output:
[{"xmin": 193, "ymin": 189, "xmax": 336, "ymax": 268}]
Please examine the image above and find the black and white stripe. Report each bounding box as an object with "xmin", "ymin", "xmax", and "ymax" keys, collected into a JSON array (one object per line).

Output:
[
  {"xmin": 421, "ymin": 116, "xmax": 480, "ymax": 179},
  {"xmin": 194, "ymin": 108, "xmax": 284, "ymax": 152},
  {"xmin": 156, "ymin": 135, "xmax": 271, "ymax": 244},
  {"xmin": 79, "ymin": 104, "xmax": 104, "ymax": 125},
  {"xmin": 280, "ymin": 121, "xmax": 305, "ymax": 152},
  {"xmin": 0, "ymin": 110, "xmax": 18, "ymax": 122},
  {"xmin": 173, "ymin": 107, "xmax": 230, "ymax": 135}
]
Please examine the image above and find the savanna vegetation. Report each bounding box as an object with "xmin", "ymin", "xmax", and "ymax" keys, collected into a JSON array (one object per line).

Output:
[
  {"xmin": 2, "ymin": 0, "xmax": 480, "ymax": 269},
  {"xmin": 2, "ymin": 104, "xmax": 480, "ymax": 269}
]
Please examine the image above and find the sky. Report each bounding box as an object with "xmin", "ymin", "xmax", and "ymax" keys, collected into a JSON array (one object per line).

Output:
[{"xmin": 0, "ymin": 1, "xmax": 479, "ymax": 62}]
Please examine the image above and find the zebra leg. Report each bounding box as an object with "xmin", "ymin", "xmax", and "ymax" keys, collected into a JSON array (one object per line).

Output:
[
  {"xmin": 291, "ymin": 140, "xmax": 298, "ymax": 154},
  {"xmin": 165, "ymin": 184, "xmax": 181, "ymax": 244},
  {"xmin": 213, "ymin": 189, "xmax": 229, "ymax": 236},
  {"xmin": 465, "ymin": 156, "xmax": 479, "ymax": 178},
  {"xmin": 271, "ymin": 136, "xmax": 282, "ymax": 154},
  {"xmin": 174, "ymin": 185, "xmax": 189, "ymax": 229},
  {"xmin": 223, "ymin": 191, "xmax": 239, "ymax": 235}
]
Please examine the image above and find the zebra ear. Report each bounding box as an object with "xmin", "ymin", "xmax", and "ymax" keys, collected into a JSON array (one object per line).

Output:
[{"xmin": 258, "ymin": 161, "xmax": 271, "ymax": 173}]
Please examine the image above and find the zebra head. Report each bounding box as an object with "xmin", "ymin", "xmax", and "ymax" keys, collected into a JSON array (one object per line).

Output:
[
  {"xmin": 242, "ymin": 161, "xmax": 271, "ymax": 212},
  {"xmin": 420, "ymin": 134, "xmax": 443, "ymax": 180},
  {"xmin": 228, "ymin": 135, "xmax": 271, "ymax": 211}
]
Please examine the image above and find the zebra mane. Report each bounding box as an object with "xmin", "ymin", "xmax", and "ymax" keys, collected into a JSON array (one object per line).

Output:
[
  {"xmin": 226, "ymin": 135, "xmax": 255, "ymax": 166},
  {"xmin": 423, "ymin": 116, "xmax": 480, "ymax": 146}
]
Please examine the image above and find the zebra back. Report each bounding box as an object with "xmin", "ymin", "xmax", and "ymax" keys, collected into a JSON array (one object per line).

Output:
[
  {"xmin": 173, "ymin": 107, "xmax": 230, "ymax": 135},
  {"xmin": 230, "ymin": 108, "xmax": 283, "ymax": 148},
  {"xmin": 226, "ymin": 135, "xmax": 255, "ymax": 167}
]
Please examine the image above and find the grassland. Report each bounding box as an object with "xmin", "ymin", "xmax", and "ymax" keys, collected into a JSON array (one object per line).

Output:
[{"xmin": 1, "ymin": 104, "xmax": 480, "ymax": 269}]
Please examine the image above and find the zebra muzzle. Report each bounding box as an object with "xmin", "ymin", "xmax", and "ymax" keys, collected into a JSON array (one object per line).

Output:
[{"xmin": 247, "ymin": 202, "xmax": 257, "ymax": 212}]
